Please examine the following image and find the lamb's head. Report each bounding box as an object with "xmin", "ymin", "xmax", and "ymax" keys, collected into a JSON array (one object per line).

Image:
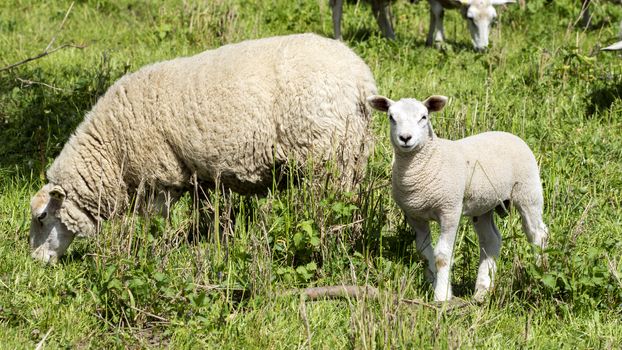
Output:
[
  {"xmin": 367, "ymin": 95, "xmax": 447, "ymax": 153},
  {"xmin": 29, "ymin": 183, "xmax": 95, "ymax": 263},
  {"xmin": 459, "ymin": 0, "xmax": 515, "ymax": 51}
]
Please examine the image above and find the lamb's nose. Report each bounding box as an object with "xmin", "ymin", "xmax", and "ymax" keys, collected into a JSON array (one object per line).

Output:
[{"xmin": 399, "ymin": 134, "xmax": 412, "ymax": 143}]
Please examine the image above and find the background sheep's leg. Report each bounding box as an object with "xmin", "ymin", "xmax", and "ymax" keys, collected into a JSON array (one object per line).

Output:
[
  {"xmin": 426, "ymin": 0, "xmax": 445, "ymax": 46},
  {"xmin": 407, "ymin": 217, "xmax": 436, "ymax": 283},
  {"xmin": 434, "ymin": 212, "xmax": 460, "ymax": 301},
  {"xmin": 330, "ymin": 0, "xmax": 344, "ymax": 40},
  {"xmin": 371, "ymin": 0, "xmax": 396, "ymax": 40},
  {"xmin": 472, "ymin": 211, "xmax": 501, "ymax": 302}
]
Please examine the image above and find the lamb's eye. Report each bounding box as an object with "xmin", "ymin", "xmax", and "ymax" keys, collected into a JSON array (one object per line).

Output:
[
  {"xmin": 37, "ymin": 212, "xmax": 47, "ymax": 222},
  {"xmin": 421, "ymin": 115, "xmax": 428, "ymax": 120},
  {"xmin": 389, "ymin": 114, "xmax": 395, "ymax": 123}
]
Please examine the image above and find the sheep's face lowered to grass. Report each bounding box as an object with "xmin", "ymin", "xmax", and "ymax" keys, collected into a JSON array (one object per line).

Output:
[
  {"xmin": 367, "ymin": 95, "xmax": 448, "ymax": 153},
  {"xmin": 29, "ymin": 184, "xmax": 94, "ymax": 263}
]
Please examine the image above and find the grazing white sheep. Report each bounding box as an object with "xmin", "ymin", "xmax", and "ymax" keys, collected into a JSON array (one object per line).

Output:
[
  {"xmin": 367, "ymin": 94, "xmax": 548, "ymax": 301},
  {"xmin": 427, "ymin": 0, "xmax": 515, "ymax": 51},
  {"xmin": 29, "ymin": 33, "xmax": 377, "ymax": 263},
  {"xmin": 602, "ymin": 39, "xmax": 622, "ymax": 50},
  {"xmin": 330, "ymin": 0, "xmax": 396, "ymax": 40}
]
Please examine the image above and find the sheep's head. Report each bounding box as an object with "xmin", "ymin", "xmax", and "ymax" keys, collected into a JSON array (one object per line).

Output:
[
  {"xmin": 458, "ymin": 0, "xmax": 515, "ymax": 51},
  {"xmin": 367, "ymin": 95, "xmax": 448, "ymax": 153},
  {"xmin": 29, "ymin": 184, "xmax": 95, "ymax": 263}
]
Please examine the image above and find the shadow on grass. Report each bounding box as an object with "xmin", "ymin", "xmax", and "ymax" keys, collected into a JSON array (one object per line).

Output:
[{"xmin": 586, "ymin": 81, "xmax": 622, "ymax": 117}]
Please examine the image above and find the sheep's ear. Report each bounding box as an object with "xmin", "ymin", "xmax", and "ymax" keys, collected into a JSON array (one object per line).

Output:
[
  {"xmin": 49, "ymin": 185, "xmax": 66, "ymax": 202},
  {"xmin": 423, "ymin": 95, "xmax": 448, "ymax": 113},
  {"xmin": 59, "ymin": 200, "xmax": 96, "ymax": 238},
  {"xmin": 367, "ymin": 95, "xmax": 394, "ymax": 112},
  {"xmin": 490, "ymin": 0, "xmax": 515, "ymax": 5}
]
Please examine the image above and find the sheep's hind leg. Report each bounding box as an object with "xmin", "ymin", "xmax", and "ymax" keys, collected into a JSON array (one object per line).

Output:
[
  {"xmin": 426, "ymin": 0, "xmax": 445, "ymax": 47},
  {"xmin": 434, "ymin": 211, "xmax": 461, "ymax": 301},
  {"xmin": 472, "ymin": 211, "xmax": 501, "ymax": 302},
  {"xmin": 407, "ymin": 217, "xmax": 436, "ymax": 283}
]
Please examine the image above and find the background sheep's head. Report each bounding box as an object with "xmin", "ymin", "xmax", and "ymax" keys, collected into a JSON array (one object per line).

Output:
[
  {"xmin": 367, "ymin": 95, "xmax": 447, "ymax": 153},
  {"xmin": 459, "ymin": 0, "xmax": 515, "ymax": 51},
  {"xmin": 29, "ymin": 184, "xmax": 95, "ymax": 263}
]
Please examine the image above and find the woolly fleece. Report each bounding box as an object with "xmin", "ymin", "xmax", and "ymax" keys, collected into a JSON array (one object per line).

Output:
[{"xmin": 29, "ymin": 33, "xmax": 377, "ymax": 261}]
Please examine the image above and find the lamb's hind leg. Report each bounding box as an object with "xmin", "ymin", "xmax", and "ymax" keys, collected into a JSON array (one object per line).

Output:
[
  {"xmin": 472, "ymin": 211, "xmax": 501, "ymax": 302},
  {"xmin": 515, "ymin": 195, "xmax": 548, "ymax": 266}
]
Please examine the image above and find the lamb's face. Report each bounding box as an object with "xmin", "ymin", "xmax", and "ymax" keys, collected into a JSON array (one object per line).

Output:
[
  {"xmin": 367, "ymin": 95, "xmax": 448, "ymax": 153},
  {"xmin": 29, "ymin": 184, "xmax": 75, "ymax": 263},
  {"xmin": 462, "ymin": 0, "xmax": 514, "ymax": 51},
  {"xmin": 387, "ymin": 99, "xmax": 432, "ymax": 152}
]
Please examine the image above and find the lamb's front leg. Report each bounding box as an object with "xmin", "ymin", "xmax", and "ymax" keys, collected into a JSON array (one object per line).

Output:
[
  {"xmin": 407, "ymin": 217, "xmax": 436, "ymax": 283},
  {"xmin": 434, "ymin": 211, "xmax": 461, "ymax": 301}
]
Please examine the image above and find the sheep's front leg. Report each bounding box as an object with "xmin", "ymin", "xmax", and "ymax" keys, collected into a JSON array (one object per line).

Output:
[
  {"xmin": 426, "ymin": 0, "xmax": 445, "ymax": 46},
  {"xmin": 330, "ymin": 0, "xmax": 344, "ymax": 40},
  {"xmin": 371, "ymin": 0, "xmax": 396, "ymax": 40},
  {"xmin": 407, "ymin": 217, "xmax": 436, "ymax": 283},
  {"xmin": 434, "ymin": 211, "xmax": 461, "ymax": 301}
]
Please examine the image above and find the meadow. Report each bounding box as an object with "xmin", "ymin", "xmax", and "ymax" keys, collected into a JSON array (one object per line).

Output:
[{"xmin": 0, "ymin": 0, "xmax": 621, "ymax": 348}]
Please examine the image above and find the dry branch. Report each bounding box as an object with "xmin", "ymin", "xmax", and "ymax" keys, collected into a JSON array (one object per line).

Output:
[{"xmin": 0, "ymin": 2, "xmax": 85, "ymax": 73}]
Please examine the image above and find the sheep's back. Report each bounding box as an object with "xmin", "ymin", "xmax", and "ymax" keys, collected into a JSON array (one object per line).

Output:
[{"xmin": 86, "ymin": 33, "xmax": 376, "ymax": 194}]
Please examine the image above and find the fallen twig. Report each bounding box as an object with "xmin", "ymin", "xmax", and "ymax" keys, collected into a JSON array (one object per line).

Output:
[
  {"xmin": 0, "ymin": 44, "xmax": 86, "ymax": 73},
  {"xmin": 16, "ymin": 77, "xmax": 65, "ymax": 91},
  {"xmin": 34, "ymin": 327, "xmax": 53, "ymax": 350},
  {"xmin": 128, "ymin": 305, "xmax": 170, "ymax": 323},
  {"xmin": 282, "ymin": 285, "xmax": 379, "ymax": 300}
]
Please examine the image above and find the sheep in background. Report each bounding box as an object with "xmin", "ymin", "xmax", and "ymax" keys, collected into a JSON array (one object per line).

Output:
[
  {"xmin": 602, "ymin": 39, "xmax": 622, "ymax": 50},
  {"xmin": 427, "ymin": 0, "xmax": 516, "ymax": 51},
  {"xmin": 367, "ymin": 94, "xmax": 548, "ymax": 301},
  {"xmin": 29, "ymin": 33, "xmax": 377, "ymax": 263},
  {"xmin": 330, "ymin": 0, "xmax": 397, "ymax": 39}
]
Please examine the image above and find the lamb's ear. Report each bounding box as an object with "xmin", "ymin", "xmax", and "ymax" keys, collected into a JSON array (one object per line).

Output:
[
  {"xmin": 423, "ymin": 95, "xmax": 448, "ymax": 113},
  {"xmin": 367, "ymin": 95, "xmax": 394, "ymax": 112},
  {"xmin": 490, "ymin": 0, "xmax": 515, "ymax": 5},
  {"xmin": 58, "ymin": 200, "xmax": 96, "ymax": 238}
]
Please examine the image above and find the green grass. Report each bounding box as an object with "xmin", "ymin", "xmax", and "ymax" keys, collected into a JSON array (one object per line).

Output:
[{"xmin": 1, "ymin": 0, "xmax": 622, "ymax": 348}]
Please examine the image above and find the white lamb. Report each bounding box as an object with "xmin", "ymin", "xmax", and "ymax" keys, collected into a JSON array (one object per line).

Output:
[
  {"xmin": 427, "ymin": 0, "xmax": 516, "ymax": 51},
  {"xmin": 28, "ymin": 33, "xmax": 377, "ymax": 263},
  {"xmin": 367, "ymin": 94, "xmax": 548, "ymax": 301}
]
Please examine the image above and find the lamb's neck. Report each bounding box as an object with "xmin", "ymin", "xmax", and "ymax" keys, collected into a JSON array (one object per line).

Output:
[{"xmin": 392, "ymin": 138, "xmax": 441, "ymax": 189}]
